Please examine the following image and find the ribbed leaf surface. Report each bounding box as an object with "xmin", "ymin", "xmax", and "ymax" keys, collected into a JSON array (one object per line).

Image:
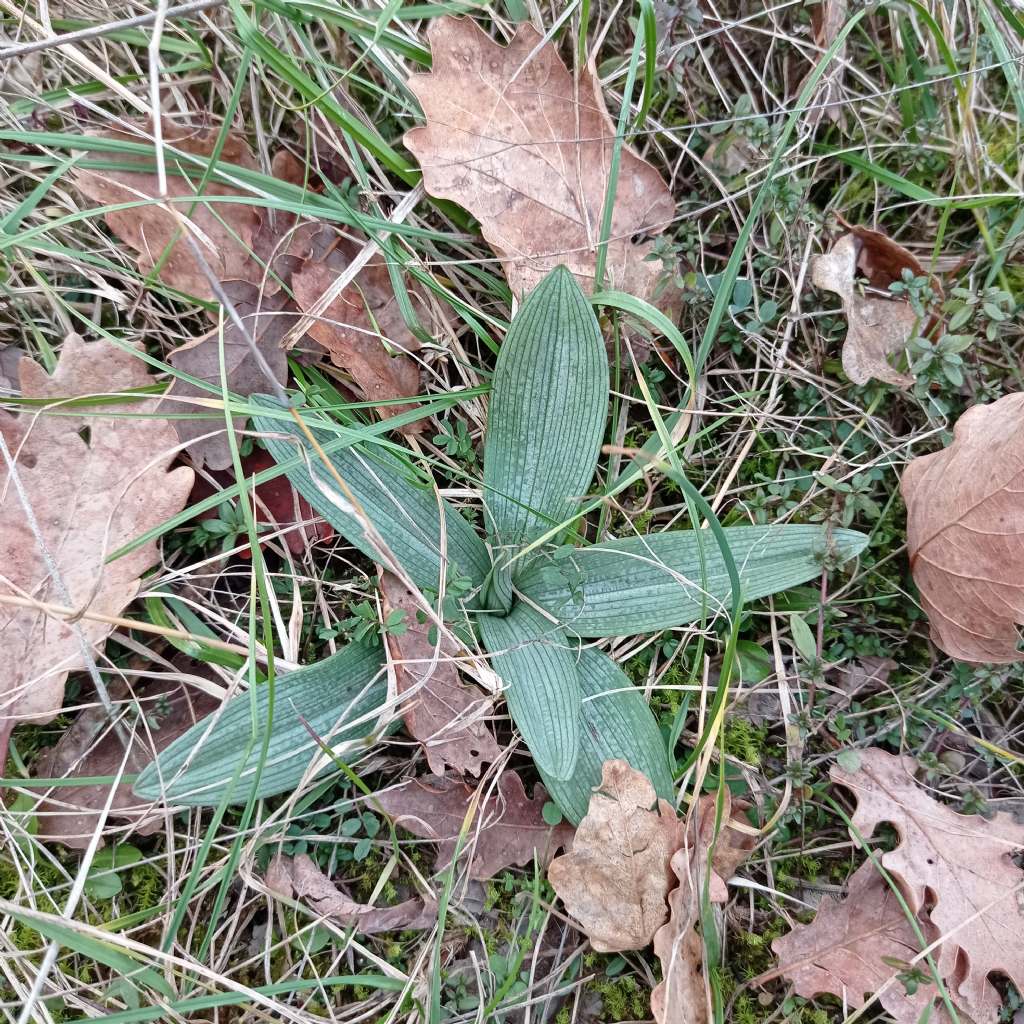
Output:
[
  {"xmin": 134, "ymin": 643, "xmax": 388, "ymax": 806},
  {"xmin": 252, "ymin": 398, "xmax": 490, "ymax": 593},
  {"xmin": 540, "ymin": 647, "xmax": 675, "ymax": 824},
  {"xmin": 519, "ymin": 525, "xmax": 868, "ymax": 637},
  {"xmin": 482, "ymin": 265, "xmax": 608, "ymax": 563},
  {"xmin": 478, "ymin": 601, "xmax": 581, "ymax": 780}
]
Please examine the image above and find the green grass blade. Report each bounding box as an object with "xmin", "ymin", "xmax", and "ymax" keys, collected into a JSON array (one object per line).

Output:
[
  {"xmin": 478, "ymin": 602, "xmax": 581, "ymax": 780},
  {"xmin": 539, "ymin": 647, "xmax": 674, "ymax": 823},
  {"xmin": 518, "ymin": 525, "xmax": 868, "ymax": 637}
]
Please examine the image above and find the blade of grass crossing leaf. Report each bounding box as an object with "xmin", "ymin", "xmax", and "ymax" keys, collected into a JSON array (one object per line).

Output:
[
  {"xmin": 636, "ymin": 0, "xmax": 657, "ymax": 130},
  {"xmin": 593, "ymin": 10, "xmax": 645, "ymax": 289},
  {"xmin": 2, "ymin": 910, "xmax": 173, "ymax": 1001},
  {"xmin": 538, "ymin": 647, "xmax": 674, "ymax": 823},
  {"xmin": 478, "ymin": 602, "xmax": 581, "ymax": 780},
  {"xmin": 252, "ymin": 398, "xmax": 491, "ymax": 591}
]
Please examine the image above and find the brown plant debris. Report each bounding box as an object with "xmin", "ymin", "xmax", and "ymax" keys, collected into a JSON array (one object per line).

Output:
[
  {"xmin": 375, "ymin": 770, "xmax": 574, "ymax": 881},
  {"xmin": 547, "ymin": 760, "xmax": 680, "ymax": 952},
  {"xmin": 902, "ymin": 392, "xmax": 1024, "ymax": 663},
  {"xmin": 379, "ymin": 572, "xmax": 499, "ymax": 776},
  {"xmin": 406, "ymin": 17, "xmax": 676, "ymax": 307},
  {"xmin": 0, "ymin": 336, "xmax": 194, "ymax": 764}
]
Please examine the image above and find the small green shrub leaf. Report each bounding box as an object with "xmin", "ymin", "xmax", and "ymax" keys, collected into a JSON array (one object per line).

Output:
[
  {"xmin": 518, "ymin": 525, "xmax": 868, "ymax": 637},
  {"xmin": 134, "ymin": 643, "xmax": 390, "ymax": 806},
  {"xmin": 482, "ymin": 266, "xmax": 608, "ymax": 567},
  {"xmin": 538, "ymin": 647, "xmax": 674, "ymax": 824},
  {"xmin": 251, "ymin": 398, "xmax": 491, "ymax": 593},
  {"xmin": 477, "ymin": 601, "xmax": 581, "ymax": 780}
]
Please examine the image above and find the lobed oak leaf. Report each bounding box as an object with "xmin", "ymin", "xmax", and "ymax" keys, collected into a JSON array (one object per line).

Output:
[
  {"xmin": 771, "ymin": 859, "xmax": 950, "ymax": 1024},
  {"xmin": 405, "ymin": 18, "xmax": 677, "ymax": 308},
  {"xmin": 902, "ymin": 393, "xmax": 1024, "ymax": 663},
  {"xmin": 832, "ymin": 748, "xmax": 1024, "ymax": 1023},
  {"xmin": 547, "ymin": 759, "xmax": 679, "ymax": 952},
  {"xmin": 374, "ymin": 770, "xmax": 573, "ymax": 881},
  {"xmin": 0, "ymin": 336, "xmax": 194, "ymax": 763},
  {"xmin": 266, "ymin": 852, "xmax": 437, "ymax": 933},
  {"xmin": 379, "ymin": 572, "xmax": 499, "ymax": 776}
]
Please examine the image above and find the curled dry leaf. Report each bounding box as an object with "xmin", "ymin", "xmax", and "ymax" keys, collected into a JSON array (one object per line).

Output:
[
  {"xmin": 651, "ymin": 793, "xmax": 756, "ymax": 1024},
  {"xmin": 32, "ymin": 675, "xmax": 218, "ymax": 849},
  {"xmin": 547, "ymin": 760, "xmax": 679, "ymax": 952},
  {"xmin": 375, "ymin": 770, "xmax": 573, "ymax": 881},
  {"xmin": 902, "ymin": 393, "xmax": 1024, "ymax": 663},
  {"xmin": 771, "ymin": 860, "xmax": 950, "ymax": 1024},
  {"xmin": 266, "ymin": 853, "xmax": 437, "ymax": 934},
  {"xmin": 832, "ymin": 748, "xmax": 1024, "ymax": 1023},
  {"xmin": 406, "ymin": 17, "xmax": 677, "ymax": 308},
  {"xmin": 811, "ymin": 232, "xmax": 918, "ymax": 387},
  {"xmin": 379, "ymin": 572, "xmax": 499, "ymax": 776},
  {"xmin": 188, "ymin": 448, "xmax": 333, "ymax": 556},
  {"xmin": 0, "ymin": 336, "xmax": 194, "ymax": 763}
]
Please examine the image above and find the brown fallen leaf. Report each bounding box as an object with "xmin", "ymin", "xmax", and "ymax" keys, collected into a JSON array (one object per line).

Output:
[
  {"xmin": 375, "ymin": 771, "xmax": 573, "ymax": 881},
  {"xmin": 0, "ymin": 336, "xmax": 194, "ymax": 764},
  {"xmin": 832, "ymin": 748, "xmax": 1024, "ymax": 1023},
  {"xmin": 548, "ymin": 760, "xmax": 679, "ymax": 952},
  {"xmin": 266, "ymin": 852, "xmax": 437, "ymax": 934},
  {"xmin": 168, "ymin": 281, "xmax": 293, "ymax": 469},
  {"xmin": 770, "ymin": 859, "xmax": 950, "ymax": 1024},
  {"xmin": 406, "ymin": 18, "xmax": 677, "ymax": 307},
  {"xmin": 811, "ymin": 232, "xmax": 918, "ymax": 387},
  {"xmin": 32, "ymin": 676, "xmax": 218, "ymax": 849},
  {"xmin": 291, "ymin": 240, "xmax": 425, "ymax": 433},
  {"xmin": 379, "ymin": 572, "xmax": 499, "ymax": 776},
  {"xmin": 901, "ymin": 393, "xmax": 1024, "ymax": 663},
  {"xmin": 651, "ymin": 793, "xmax": 756, "ymax": 1024},
  {"xmin": 75, "ymin": 124, "xmax": 261, "ymax": 302}
]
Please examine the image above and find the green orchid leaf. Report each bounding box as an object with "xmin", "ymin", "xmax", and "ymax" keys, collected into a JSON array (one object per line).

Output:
[
  {"xmin": 134, "ymin": 642, "xmax": 390, "ymax": 806},
  {"xmin": 518, "ymin": 525, "xmax": 868, "ymax": 637},
  {"xmin": 478, "ymin": 601, "xmax": 581, "ymax": 780},
  {"xmin": 251, "ymin": 397, "xmax": 491, "ymax": 593},
  {"xmin": 482, "ymin": 265, "xmax": 608, "ymax": 568},
  {"xmin": 539, "ymin": 647, "xmax": 675, "ymax": 824}
]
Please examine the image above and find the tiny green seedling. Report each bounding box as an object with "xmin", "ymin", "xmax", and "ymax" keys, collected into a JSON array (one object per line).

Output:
[{"xmin": 138, "ymin": 267, "xmax": 867, "ymax": 822}]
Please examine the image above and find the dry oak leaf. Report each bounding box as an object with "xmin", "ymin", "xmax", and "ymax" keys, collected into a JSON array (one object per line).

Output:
[
  {"xmin": 406, "ymin": 18, "xmax": 676, "ymax": 306},
  {"xmin": 266, "ymin": 853, "xmax": 437, "ymax": 934},
  {"xmin": 167, "ymin": 281, "xmax": 294, "ymax": 469},
  {"xmin": 75, "ymin": 124, "xmax": 261, "ymax": 302},
  {"xmin": 32, "ymin": 675, "xmax": 218, "ymax": 849},
  {"xmin": 375, "ymin": 770, "xmax": 574, "ymax": 881},
  {"xmin": 291, "ymin": 233, "xmax": 425, "ymax": 433},
  {"xmin": 651, "ymin": 793, "xmax": 756, "ymax": 1024},
  {"xmin": 901, "ymin": 393, "xmax": 1024, "ymax": 663},
  {"xmin": 811, "ymin": 232, "xmax": 918, "ymax": 387},
  {"xmin": 379, "ymin": 572, "xmax": 499, "ymax": 776},
  {"xmin": 832, "ymin": 747, "xmax": 1024, "ymax": 1023},
  {"xmin": 799, "ymin": 0, "xmax": 848, "ymax": 128},
  {"xmin": 771, "ymin": 859, "xmax": 951, "ymax": 1024},
  {"xmin": 548, "ymin": 759, "xmax": 680, "ymax": 952},
  {"xmin": 0, "ymin": 336, "xmax": 194, "ymax": 763}
]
